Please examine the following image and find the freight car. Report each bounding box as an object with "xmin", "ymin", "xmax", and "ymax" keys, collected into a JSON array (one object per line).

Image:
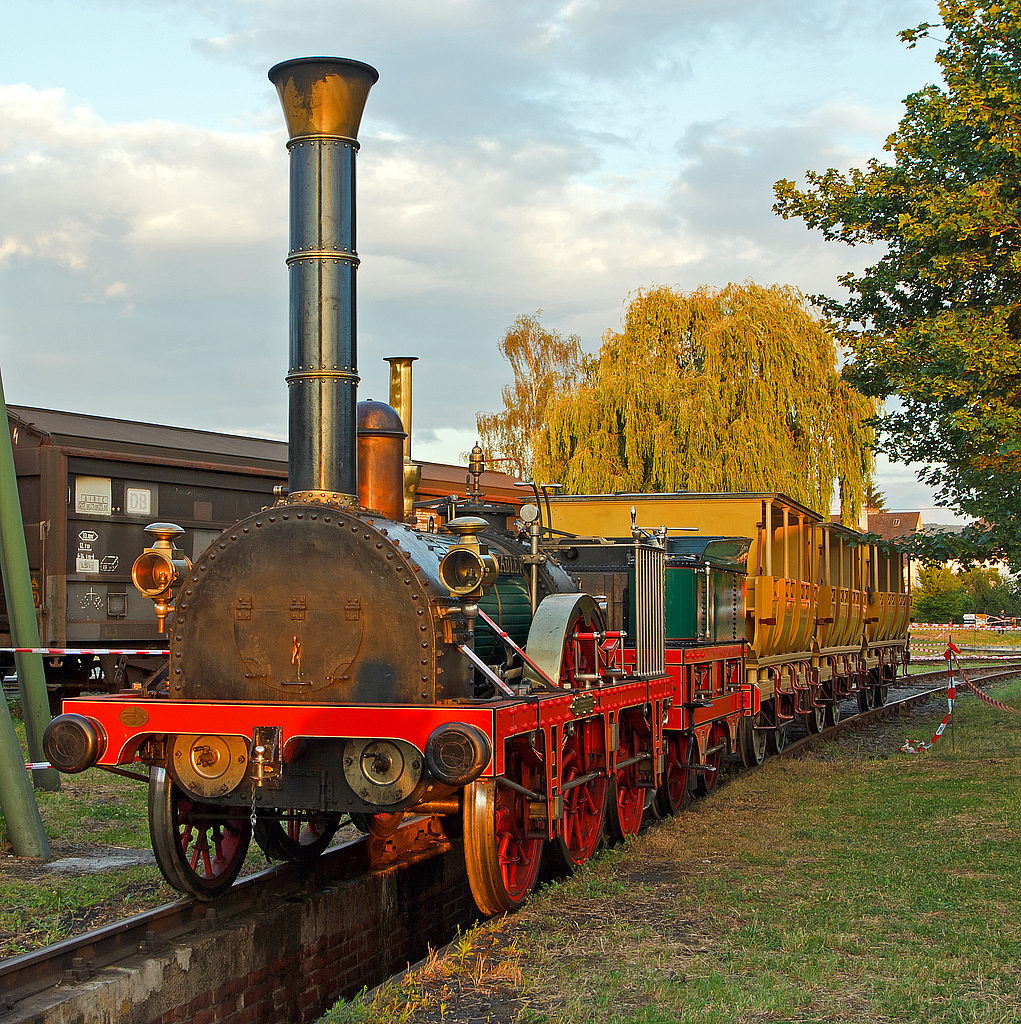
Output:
[
  {"xmin": 1, "ymin": 408, "xmax": 288, "ymax": 704},
  {"xmin": 2, "ymin": 405, "xmax": 525, "ymax": 707},
  {"xmin": 41, "ymin": 56, "xmax": 909, "ymax": 916}
]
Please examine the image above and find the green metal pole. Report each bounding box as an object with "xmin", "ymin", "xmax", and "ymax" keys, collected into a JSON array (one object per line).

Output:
[
  {"xmin": 0, "ymin": 366, "xmax": 59, "ymax": 790},
  {"xmin": 0, "ymin": 683, "xmax": 51, "ymax": 858}
]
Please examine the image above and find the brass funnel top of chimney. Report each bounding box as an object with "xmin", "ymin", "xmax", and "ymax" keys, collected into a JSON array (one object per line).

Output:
[{"xmin": 268, "ymin": 57, "xmax": 379, "ymax": 140}]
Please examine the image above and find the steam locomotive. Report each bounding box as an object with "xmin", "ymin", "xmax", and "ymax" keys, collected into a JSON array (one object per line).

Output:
[{"xmin": 42, "ymin": 57, "xmax": 910, "ymax": 915}]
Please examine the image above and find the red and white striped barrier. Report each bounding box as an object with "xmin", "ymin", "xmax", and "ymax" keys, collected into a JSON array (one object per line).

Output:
[
  {"xmin": 955, "ymin": 660, "xmax": 1021, "ymax": 714},
  {"xmin": 901, "ymin": 671, "xmax": 955, "ymax": 753},
  {"xmin": 902, "ymin": 641, "xmax": 1020, "ymax": 753},
  {"xmin": 913, "ymin": 623, "xmax": 1020, "ymax": 630},
  {"xmin": 911, "ymin": 651, "xmax": 1018, "ymax": 661},
  {"xmin": 1, "ymin": 648, "xmax": 168, "ymax": 656}
]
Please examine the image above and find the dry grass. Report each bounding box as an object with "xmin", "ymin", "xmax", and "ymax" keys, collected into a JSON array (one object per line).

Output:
[{"xmin": 323, "ymin": 678, "xmax": 1021, "ymax": 1023}]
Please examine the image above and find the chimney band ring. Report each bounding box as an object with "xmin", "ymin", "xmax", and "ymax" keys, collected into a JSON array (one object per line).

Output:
[
  {"xmin": 286, "ymin": 134, "xmax": 360, "ymax": 148},
  {"xmin": 286, "ymin": 370, "xmax": 360, "ymax": 384},
  {"xmin": 286, "ymin": 251, "xmax": 360, "ymax": 265}
]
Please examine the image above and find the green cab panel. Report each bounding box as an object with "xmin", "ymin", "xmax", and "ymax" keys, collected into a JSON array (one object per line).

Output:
[{"xmin": 475, "ymin": 575, "xmax": 532, "ymax": 660}]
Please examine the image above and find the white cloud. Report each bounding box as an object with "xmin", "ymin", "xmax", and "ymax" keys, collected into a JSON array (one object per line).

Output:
[
  {"xmin": 1, "ymin": 0, "xmax": 946, "ymax": 513},
  {"xmin": 0, "ymin": 84, "xmax": 283, "ymax": 272},
  {"xmin": 411, "ymin": 427, "xmax": 479, "ymax": 466}
]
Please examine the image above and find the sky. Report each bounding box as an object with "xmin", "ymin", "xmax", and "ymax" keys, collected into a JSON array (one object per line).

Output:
[{"xmin": 1, "ymin": 0, "xmax": 963, "ymax": 523}]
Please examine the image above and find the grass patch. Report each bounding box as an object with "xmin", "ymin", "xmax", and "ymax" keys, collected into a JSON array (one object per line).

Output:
[
  {"xmin": 0, "ymin": 866, "xmax": 167, "ymax": 956},
  {"xmin": 321, "ymin": 919, "xmax": 527, "ymax": 1024},
  {"xmin": 911, "ymin": 627, "xmax": 1021, "ymax": 648},
  {"xmin": 0, "ymin": 754, "xmax": 171, "ymax": 959},
  {"xmin": 0, "ymin": 717, "xmax": 266, "ymax": 961},
  {"xmin": 325, "ymin": 676, "xmax": 1021, "ymax": 1023}
]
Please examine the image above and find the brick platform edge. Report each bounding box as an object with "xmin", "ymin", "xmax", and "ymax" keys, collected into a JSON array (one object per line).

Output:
[{"xmin": 11, "ymin": 844, "xmax": 477, "ymax": 1024}]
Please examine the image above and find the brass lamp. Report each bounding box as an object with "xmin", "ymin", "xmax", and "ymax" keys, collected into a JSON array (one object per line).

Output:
[{"xmin": 131, "ymin": 522, "xmax": 192, "ymax": 632}]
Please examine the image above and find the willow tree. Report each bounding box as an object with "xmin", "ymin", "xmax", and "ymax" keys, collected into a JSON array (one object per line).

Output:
[
  {"xmin": 476, "ymin": 312, "xmax": 586, "ymax": 479},
  {"xmin": 535, "ymin": 282, "xmax": 875, "ymax": 523}
]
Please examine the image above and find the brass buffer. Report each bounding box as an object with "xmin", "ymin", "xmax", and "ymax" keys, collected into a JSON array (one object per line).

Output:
[{"xmin": 131, "ymin": 522, "xmax": 192, "ymax": 633}]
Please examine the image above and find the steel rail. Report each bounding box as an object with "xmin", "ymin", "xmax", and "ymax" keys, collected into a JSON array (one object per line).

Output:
[
  {"xmin": 780, "ymin": 665, "xmax": 1021, "ymax": 759},
  {"xmin": 0, "ymin": 815, "xmax": 450, "ymax": 1011}
]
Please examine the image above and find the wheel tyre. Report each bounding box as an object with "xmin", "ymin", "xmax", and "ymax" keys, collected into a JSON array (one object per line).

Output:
[
  {"xmin": 738, "ymin": 714, "xmax": 767, "ymax": 767},
  {"xmin": 148, "ymin": 768, "xmax": 251, "ymax": 900},
  {"xmin": 543, "ymin": 722, "xmax": 608, "ymax": 876},
  {"xmin": 766, "ymin": 721, "xmax": 787, "ymax": 755},
  {"xmin": 655, "ymin": 732, "xmax": 693, "ymax": 816},
  {"xmin": 874, "ymin": 684, "xmax": 889, "ymax": 708},
  {"xmin": 857, "ymin": 685, "xmax": 875, "ymax": 712},
  {"xmin": 695, "ymin": 727, "xmax": 724, "ymax": 797},
  {"xmin": 463, "ymin": 778, "xmax": 542, "ymax": 915},
  {"xmin": 606, "ymin": 718, "xmax": 644, "ymax": 844},
  {"xmin": 350, "ymin": 811, "xmax": 404, "ymax": 838}
]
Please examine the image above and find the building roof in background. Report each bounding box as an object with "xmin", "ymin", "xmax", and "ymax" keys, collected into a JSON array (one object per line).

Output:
[
  {"xmin": 867, "ymin": 511, "xmax": 923, "ymax": 542},
  {"xmin": 7, "ymin": 405, "xmax": 524, "ymax": 503}
]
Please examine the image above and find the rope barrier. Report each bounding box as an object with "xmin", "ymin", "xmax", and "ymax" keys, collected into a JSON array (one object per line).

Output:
[
  {"xmin": 901, "ymin": 640, "xmax": 1020, "ymax": 753},
  {"xmin": 0, "ymin": 648, "xmax": 168, "ymax": 656},
  {"xmin": 952, "ymin": 650, "xmax": 1021, "ymax": 715},
  {"xmin": 900, "ymin": 664, "xmax": 955, "ymax": 753}
]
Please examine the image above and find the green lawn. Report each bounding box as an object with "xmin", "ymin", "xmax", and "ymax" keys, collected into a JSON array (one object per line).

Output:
[{"xmin": 328, "ymin": 677, "xmax": 1021, "ymax": 1023}]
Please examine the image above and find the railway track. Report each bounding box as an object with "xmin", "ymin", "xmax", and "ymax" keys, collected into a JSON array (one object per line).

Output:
[
  {"xmin": 780, "ymin": 661, "xmax": 1021, "ymax": 758},
  {"xmin": 0, "ymin": 814, "xmax": 451, "ymax": 1013},
  {"xmin": 4, "ymin": 659, "xmax": 1020, "ymax": 1016}
]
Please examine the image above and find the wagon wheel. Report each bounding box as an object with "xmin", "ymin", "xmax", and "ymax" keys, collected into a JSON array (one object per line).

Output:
[
  {"xmin": 463, "ymin": 738, "xmax": 544, "ymax": 915},
  {"xmin": 803, "ymin": 700, "xmax": 826, "ymax": 734},
  {"xmin": 351, "ymin": 811, "xmax": 405, "ymax": 838},
  {"xmin": 643, "ymin": 784, "xmax": 666, "ymax": 821},
  {"xmin": 873, "ymin": 672, "xmax": 889, "ymax": 707},
  {"xmin": 824, "ymin": 696, "xmax": 843, "ymax": 728},
  {"xmin": 148, "ymin": 767, "xmax": 251, "ymax": 900},
  {"xmin": 695, "ymin": 724, "xmax": 726, "ymax": 797},
  {"xmin": 254, "ymin": 809, "xmax": 341, "ymax": 863},
  {"xmin": 655, "ymin": 731, "xmax": 693, "ymax": 816},
  {"xmin": 765, "ymin": 700, "xmax": 788, "ymax": 754},
  {"xmin": 857, "ymin": 681, "xmax": 876, "ymax": 712},
  {"xmin": 544, "ymin": 718, "xmax": 608, "ymax": 874},
  {"xmin": 606, "ymin": 712, "xmax": 645, "ymax": 844},
  {"xmin": 737, "ymin": 712, "xmax": 767, "ymax": 767}
]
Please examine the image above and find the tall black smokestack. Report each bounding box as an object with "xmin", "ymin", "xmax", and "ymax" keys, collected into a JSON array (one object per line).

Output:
[{"xmin": 267, "ymin": 57, "xmax": 379, "ymax": 504}]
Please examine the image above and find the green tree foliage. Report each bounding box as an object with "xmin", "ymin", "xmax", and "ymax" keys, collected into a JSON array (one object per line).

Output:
[
  {"xmin": 774, "ymin": 1, "xmax": 1021, "ymax": 566},
  {"xmin": 864, "ymin": 484, "xmax": 887, "ymax": 510},
  {"xmin": 533, "ymin": 282, "xmax": 875, "ymax": 522},
  {"xmin": 956, "ymin": 566, "xmax": 1021, "ymax": 615},
  {"xmin": 475, "ymin": 312, "xmax": 586, "ymax": 479},
  {"xmin": 913, "ymin": 564, "xmax": 964, "ymax": 622}
]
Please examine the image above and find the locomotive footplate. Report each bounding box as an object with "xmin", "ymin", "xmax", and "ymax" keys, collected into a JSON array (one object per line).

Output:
[{"xmin": 55, "ymin": 670, "xmax": 674, "ymax": 838}]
